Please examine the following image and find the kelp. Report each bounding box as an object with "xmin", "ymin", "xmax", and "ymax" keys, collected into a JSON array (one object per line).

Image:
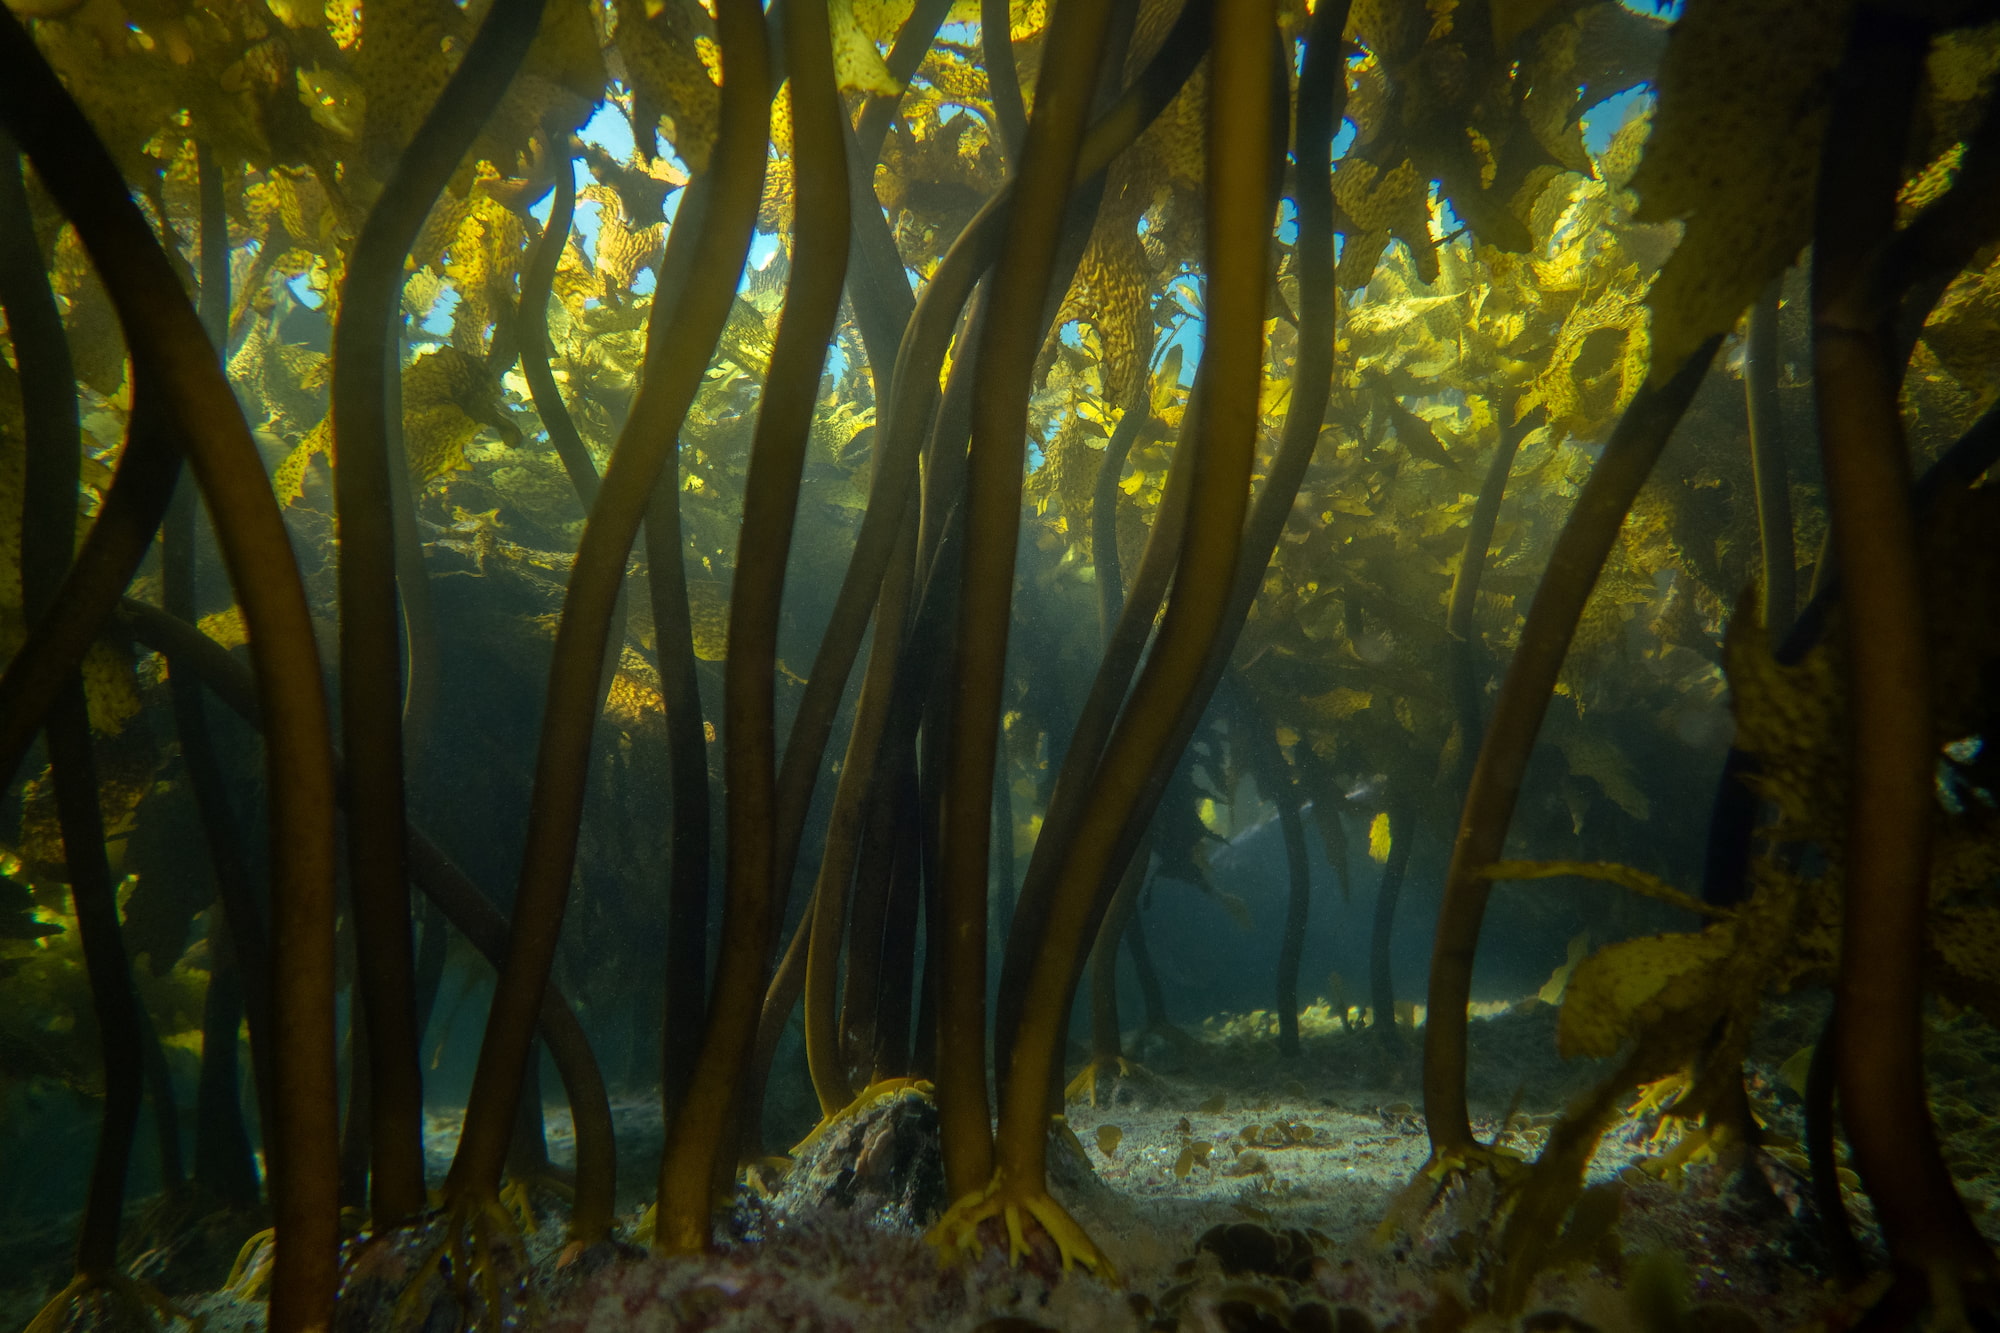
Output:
[
  {"xmin": 3, "ymin": 0, "xmax": 2000, "ymax": 1326},
  {"xmin": 331, "ymin": 0, "xmax": 548, "ymax": 1231}
]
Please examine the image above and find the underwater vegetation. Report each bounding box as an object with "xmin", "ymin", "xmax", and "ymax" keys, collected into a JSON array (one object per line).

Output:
[{"xmin": 0, "ymin": 0, "xmax": 1998, "ymax": 1325}]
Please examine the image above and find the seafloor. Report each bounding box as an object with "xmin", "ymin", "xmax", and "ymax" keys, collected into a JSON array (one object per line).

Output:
[{"xmin": 5, "ymin": 992, "xmax": 1998, "ymax": 1332}]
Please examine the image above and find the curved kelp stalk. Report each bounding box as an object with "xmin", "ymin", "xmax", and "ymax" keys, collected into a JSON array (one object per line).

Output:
[
  {"xmin": 1743, "ymin": 279, "xmax": 1795, "ymax": 642},
  {"xmin": 0, "ymin": 19, "xmax": 343, "ymax": 1330},
  {"xmin": 655, "ymin": 0, "xmax": 844, "ymax": 1254},
  {"xmin": 982, "ymin": 0, "xmax": 1029, "ymax": 167},
  {"xmin": 0, "ymin": 23, "xmax": 340, "ymax": 1328},
  {"xmin": 1695, "ymin": 281, "xmax": 1794, "ymax": 916},
  {"xmin": 1801, "ymin": 1014, "xmax": 1864, "ymax": 1283},
  {"xmin": 1443, "ymin": 400, "xmax": 1531, "ymax": 791},
  {"xmin": 835, "ymin": 734, "xmax": 911, "ymax": 1085},
  {"xmin": 1082, "ymin": 834, "xmax": 1149, "ymax": 1093},
  {"xmin": 1091, "ymin": 391, "xmax": 1150, "ymax": 636},
  {"xmin": 804, "ymin": 512, "xmax": 914, "ymax": 1117},
  {"xmin": 1812, "ymin": 10, "xmax": 2000, "ymax": 1319},
  {"xmin": 331, "ymin": 0, "xmax": 545, "ymax": 1231},
  {"xmin": 441, "ymin": 0, "xmax": 768, "ymax": 1247},
  {"xmin": 385, "ymin": 314, "xmax": 444, "ymax": 749},
  {"xmin": 3, "ymin": 136, "xmax": 153, "ymax": 1330},
  {"xmin": 511, "ymin": 133, "xmax": 634, "ymax": 758},
  {"xmin": 1070, "ymin": 0, "xmax": 1339, "ymax": 987},
  {"xmin": 516, "ymin": 140, "xmax": 600, "ymax": 505},
  {"xmin": 932, "ymin": 0, "xmax": 1274, "ymax": 1273},
  {"xmin": 746, "ymin": 495, "xmax": 946, "ymax": 1150},
  {"xmin": 1253, "ymin": 710, "xmax": 1313, "ymax": 1060},
  {"xmin": 842, "ymin": 118, "xmax": 921, "ymax": 390},
  {"xmin": 177, "ymin": 140, "xmax": 269, "ymax": 1206},
  {"xmin": 0, "ymin": 377, "xmax": 180, "ymax": 793},
  {"xmin": 1419, "ymin": 338, "xmax": 1720, "ymax": 1162},
  {"xmin": 853, "ymin": 0, "xmax": 958, "ymax": 177},
  {"xmin": 933, "ymin": 0, "xmax": 1119, "ymax": 1206},
  {"xmin": 641, "ymin": 205, "xmax": 716, "ymax": 1131},
  {"xmin": 1073, "ymin": 390, "xmax": 1156, "ymax": 1095}
]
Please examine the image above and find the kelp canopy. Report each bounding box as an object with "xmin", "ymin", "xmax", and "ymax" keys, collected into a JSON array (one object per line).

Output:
[{"xmin": 1, "ymin": 0, "xmax": 1999, "ymax": 1325}]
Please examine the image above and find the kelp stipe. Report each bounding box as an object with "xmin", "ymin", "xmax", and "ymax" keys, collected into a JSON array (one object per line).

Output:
[
  {"xmin": 329, "ymin": 0, "xmax": 549, "ymax": 1232},
  {"xmin": 0, "ymin": 15, "xmax": 343, "ymax": 1327},
  {"xmin": 1420, "ymin": 340, "xmax": 1720, "ymax": 1164},
  {"xmin": 658, "ymin": 0, "xmax": 846, "ymax": 1252},
  {"xmin": 1813, "ymin": 7, "xmax": 1999, "ymax": 1314},
  {"xmin": 1, "ymin": 132, "xmax": 149, "ymax": 1325}
]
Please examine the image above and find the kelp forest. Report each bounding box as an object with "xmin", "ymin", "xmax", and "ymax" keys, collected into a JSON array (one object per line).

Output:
[{"xmin": 2, "ymin": 0, "xmax": 2000, "ymax": 1327}]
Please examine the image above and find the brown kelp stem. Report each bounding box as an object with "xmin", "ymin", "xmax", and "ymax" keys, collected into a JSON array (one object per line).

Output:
[
  {"xmin": 854, "ymin": 0, "xmax": 957, "ymax": 170},
  {"xmin": 0, "ymin": 28, "xmax": 342, "ymax": 1325},
  {"xmin": 338, "ymin": 1023, "xmax": 373, "ymax": 1211},
  {"xmin": 506, "ymin": 1049, "xmax": 553, "ymax": 1186},
  {"xmin": 409, "ymin": 895, "xmax": 448, "ymax": 1073},
  {"xmin": 446, "ymin": 0, "xmax": 767, "ymax": 1217},
  {"xmin": 804, "ymin": 512, "xmax": 914, "ymax": 1115},
  {"xmin": 1369, "ymin": 797, "xmax": 1415, "ymax": 1045},
  {"xmin": 1086, "ymin": 836, "xmax": 1149, "ymax": 1074},
  {"xmin": 0, "ymin": 390, "xmax": 180, "ymax": 792},
  {"xmin": 1444, "ymin": 401, "xmax": 1529, "ymax": 783},
  {"xmin": 624, "ymin": 4, "xmax": 772, "ymax": 1236},
  {"xmin": 839, "ymin": 756, "xmax": 904, "ymax": 1080},
  {"xmin": 0, "ymin": 134, "xmax": 75, "ymax": 689},
  {"xmin": 1702, "ymin": 122, "xmax": 2000, "ymax": 912},
  {"xmin": 175, "ymin": 138, "xmax": 274, "ymax": 1170},
  {"xmin": 766, "ymin": 227, "xmax": 976, "ymax": 914},
  {"xmin": 330, "ymin": 0, "xmax": 543, "ymax": 1227},
  {"xmin": 1127, "ymin": 918, "xmax": 1168, "ymax": 1029},
  {"xmin": 45, "ymin": 689, "xmax": 143, "ymax": 1278},
  {"xmin": 935, "ymin": 0, "xmax": 1118, "ymax": 1203},
  {"xmin": 758, "ymin": 491, "xmax": 957, "ymax": 1139},
  {"xmin": 991, "ymin": 379, "xmax": 1198, "ymax": 1100},
  {"xmin": 193, "ymin": 932, "xmax": 261, "ymax": 1210},
  {"xmin": 1028, "ymin": 0, "xmax": 1335, "ymax": 1001},
  {"xmin": 1815, "ymin": 8, "xmax": 1999, "ymax": 1301},
  {"xmin": 1803, "ymin": 1013, "xmax": 1864, "ymax": 1282},
  {"xmin": 983, "ymin": 0, "xmax": 1028, "ymax": 166},
  {"xmin": 1258, "ymin": 717, "xmax": 1312, "ymax": 1060},
  {"xmin": 661, "ymin": 0, "xmax": 848, "ymax": 1240},
  {"xmin": 1420, "ymin": 339, "xmax": 1721, "ymax": 1159},
  {"xmin": 137, "ymin": 1004, "xmax": 187, "ymax": 1198},
  {"xmin": 385, "ymin": 315, "xmax": 442, "ymax": 745},
  {"xmin": 1744, "ymin": 279, "xmax": 1794, "ymax": 641},
  {"xmin": 643, "ymin": 164, "xmax": 722, "ymax": 1129},
  {"xmin": 842, "ymin": 117, "xmax": 920, "ymax": 384},
  {"xmin": 872, "ymin": 768, "xmax": 925, "ymax": 1080},
  {"xmin": 992, "ymin": 743, "xmax": 1017, "ymax": 947},
  {"xmin": 1698, "ymin": 282, "xmax": 1795, "ymax": 915},
  {"xmin": 2, "ymin": 135, "xmax": 146, "ymax": 1284},
  {"xmin": 1091, "ymin": 392, "xmax": 1148, "ymax": 634},
  {"xmin": 512, "ymin": 139, "xmax": 634, "ymax": 783},
  {"xmin": 516, "ymin": 140, "xmax": 599, "ymax": 505},
  {"xmin": 979, "ymin": 0, "xmax": 1273, "ymax": 1241}
]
